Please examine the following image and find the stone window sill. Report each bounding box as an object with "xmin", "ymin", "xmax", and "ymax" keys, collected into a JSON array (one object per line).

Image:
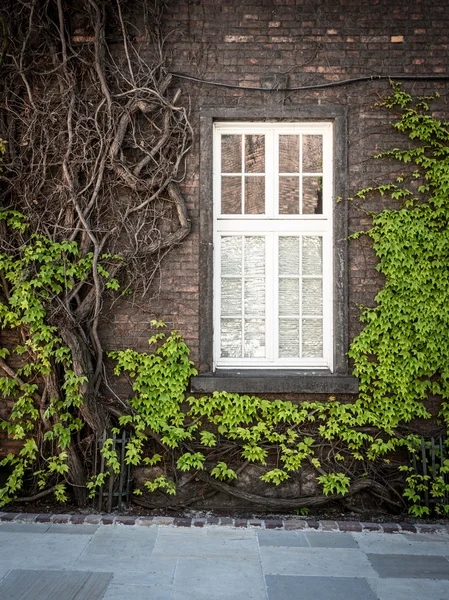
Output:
[{"xmin": 190, "ymin": 371, "xmax": 359, "ymax": 395}]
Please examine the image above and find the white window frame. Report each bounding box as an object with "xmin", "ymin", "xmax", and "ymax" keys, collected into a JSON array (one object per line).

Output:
[{"xmin": 213, "ymin": 122, "xmax": 334, "ymax": 371}]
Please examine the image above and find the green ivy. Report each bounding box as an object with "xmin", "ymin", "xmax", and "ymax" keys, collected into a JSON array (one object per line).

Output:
[
  {"xmin": 0, "ymin": 210, "xmax": 119, "ymax": 506},
  {"xmin": 2, "ymin": 85, "xmax": 449, "ymax": 516}
]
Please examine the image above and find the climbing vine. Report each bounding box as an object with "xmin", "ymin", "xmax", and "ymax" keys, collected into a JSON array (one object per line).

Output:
[
  {"xmin": 2, "ymin": 82, "xmax": 449, "ymax": 516},
  {"xmin": 101, "ymin": 83, "xmax": 449, "ymax": 516},
  {"xmin": 0, "ymin": 0, "xmax": 192, "ymax": 505}
]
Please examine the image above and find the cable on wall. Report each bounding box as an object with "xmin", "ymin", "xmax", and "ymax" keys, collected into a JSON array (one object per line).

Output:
[{"xmin": 170, "ymin": 72, "xmax": 449, "ymax": 92}]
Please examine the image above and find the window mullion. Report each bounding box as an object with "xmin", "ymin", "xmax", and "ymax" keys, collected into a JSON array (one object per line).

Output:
[
  {"xmin": 241, "ymin": 235, "xmax": 245, "ymax": 358},
  {"xmin": 241, "ymin": 134, "xmax": 245, "ymax": 215}
]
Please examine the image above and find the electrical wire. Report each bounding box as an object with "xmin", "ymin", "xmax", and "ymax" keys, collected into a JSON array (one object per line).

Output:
[{"xmin": 170, "ymin": 72, "xmax": 449, "ymax": 92}]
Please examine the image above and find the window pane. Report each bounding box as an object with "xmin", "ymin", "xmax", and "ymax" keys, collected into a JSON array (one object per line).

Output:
[
  {"xmin": 279, "ymin": 279, "xmax": 299, "ymax": 316},
  {"xmin": 221, "ymin": 319, "xmax": 242, "ymax": 358},
  {"xmin": 279, "ymin": 176, "xmax": 299, "ymax": 214},
  {"xmin": 245, "ymin": 176, "xmax": 265, "ymax": 214},
  {"xmin": 245, "ymin": 135, "xmax": 265, "ymax": 173},
  {"xmin": 279, "ymin": 237, "xmax": 300, "ymax": 276},
  {"xmin": 302, "ymin": 279, "xmax": 322, "ymax": 316},
  {"xmin": 221, "ymin": 237, "xmax": 242, "ymax": 276},
  {"xmin": 221, "ymin": 176, "xmax": 242, "ymax": 214},
  {"xmin": 244, "ymin": 278, "xmax": 265, "ymax": 316},
  {"xmin": 221, "ymin": 135, "xmax": 241, "ymax": 173},
  {"xmin": 302, "ymin": 176, "xmax": 323, "ymax": 215},
  {"xmin": 279, "ymin": 319, "xmax": 299, "ymax": 358},
  {"xmin": 244, "ymin": 319, "xmax": 265, "ymax": 358},
  {"xmin": 302, "ymin": 319, "xmax": 323, "ymax": 357},
  {"xmin": 303, "ymin": 135, "xmax": 323, "ymax": 172},
  {"xmin": 244, "ymin": 237, "xmax": 265, "ymax": 276},
  {"xmin": 302, "ymin": 236, "xmax": 323, "ymax": 276},
  {"xmin": 221, "ymin": 279, "xmax": 242, "ymax": 316},
  {"xmin": 279, "ymin": 135, "xmax": 299, "ymax": 173}
]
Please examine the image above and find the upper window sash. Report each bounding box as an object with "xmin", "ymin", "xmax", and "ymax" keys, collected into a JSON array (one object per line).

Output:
[{"xmin": 214, "ymin": 122, "xmax": 333, "ymax": 220}]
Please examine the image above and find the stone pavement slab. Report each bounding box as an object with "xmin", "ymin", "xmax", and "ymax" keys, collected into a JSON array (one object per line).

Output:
[
  {"xmin": 266, "ymin": 575, "xmax": 378, "ymax": 600},
  {"xmin": 172, "ymin": 557, "xmax": 267, "ymax": 600},
  {"xmin": 102, "ymin": 583, "xmax": 173, "ymax": 600},
  {"xmin": 48, "ymin": 524, "xmax": 99, "ymax": 535},
  {"xmin": 0, "ymin": 569, "xmax": 112, "ymax": 600},
  {"xmin": 367, "ymin": 577, "xmax": 449, "ymax": 600},
  {"xmin": 306, "ymin": 531, "xmax": 359, "ymax": 548},
  {"xmin": 109, "ymin": 555, "xmax": 176, "ymax": 586},
  {"xmin": 153, "ymin": 527, "xmax": 259, "ymax": 560},
  {"xmin": 260, "ymin": 546, "xmax": 378, "ymax": 577},
  {"xmin": 354, "ymin": 531, "xmax": 449, "ymax": 555},
  {"xmin": 0, "ymin": 522, "xmax": 52, "ymax": 533},
  {"xmin": 367, "ymin": 553, "xmax": 449, "ymax": 579},
  {"xmin": 0, "ymin": 530, "xmax": 92, "ymax": 570},
  {"xmin": 73, "ymin": 525, "xmax": 158, "ymax": 572},
  {"xmin": 256, "ymin": 530, "xmax": 309, "ymax": 547}
]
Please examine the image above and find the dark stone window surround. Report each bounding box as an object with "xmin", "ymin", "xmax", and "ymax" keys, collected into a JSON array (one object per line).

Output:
[{"xmin": 192, "ymin": 104, "xmax": 358, "ymax": 395}]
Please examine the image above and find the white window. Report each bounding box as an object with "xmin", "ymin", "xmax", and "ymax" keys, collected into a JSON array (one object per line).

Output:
[{"xmin": 213, "ymin": 122, "xmax": 333, "ymax": 370}]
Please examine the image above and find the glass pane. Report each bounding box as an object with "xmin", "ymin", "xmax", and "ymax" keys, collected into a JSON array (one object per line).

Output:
[
  {"xmin": 244, "ymin": 319, "xmax": 265, "ymax": 358},
  {"xmin": 302, "ymin": 319, "xmax": 323, "ymax": 357},
  {"xmin": 244, "ymin": 237, "xmax": 265, "ymax": 276},
  {"xmin": 221, "ymin": 176, "xmax": 242, "ymax": 214},
  {"xmin": 244, "ymin": 278, "xmax": 265, "ymax": 316},
  {"xmin": 302, "ymin": 279, "xmax": 322, "ymax": 316},
  {"xmin": 279, "ymin": 319, "xmax": 299, "ymax": 358},
  {"xmin": 279, "ymin": 237, "xmax": 300, "ymax": 276},
  {"xmin": 245, "ymin": 176, "xmax": 265, "ymax": 214},
  {"xmin": 279, "ymin": 278, "xmax": 299, "ymax": 316},
  {"xmin": 302, "ymin": 236, "xmax": 323, "ymax": 276},
  {"xmin": 279, "ymin": 176, "xmax": 299, "ymax": 214},
  {"xmin": 221, "ymin": 279, "xmax": 242, "ymax": 316},
  {"xmin": 302, "ymin": 176, "xmax": 323, "ymax": 215},
  {"xmin": 245, "ymin": 135, "xmax": 265, "ymax": 173},
  {"xmin": 221, "ymin": 319, "xmax": 242, "ymax": 358},
  {"xmin": 221, "ymin": 237, "xmax": 242, "ymax": 276},
  {"xmin": 221, "ymin": 135, "xmax": 241, "ymax": 173},
  {"xmin": 279, "ymin": 135, "xmax": 299, "ymax": 173},
  {"xmin": 303, "ymin": 135, "xmax": 323, "ymax": 172}
]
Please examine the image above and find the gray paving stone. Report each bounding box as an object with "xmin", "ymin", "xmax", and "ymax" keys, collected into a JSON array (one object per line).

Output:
[
  {"xmin": 47, "ymin": 524, "xmax": 99, "ymax": 535},
  {"xmin": 73, "ymin": 526, "xmax": 158, "ymax": 572},
  {"xmin": 153, "ymin": 529, "xmax": 260, "ymax": 559},
  {"xmin": 0, "ymin": 569, "xmax": 112, "ymax": 600},
  {"xmin": 0, "ymin": 570, "xmax": 10, "ymax": 583},
  {"xmin": 205, "ymin": 527, "xmax": 256, "ymax": 540},
  {"xmin": 257, "ymin": 530, "xmax": 309, "ymax": 547},
  {"xmin": 400, "ymin": 533, "xmax": 449, "ymax": 543},
  {"xmin": 173, "ymin": 557, "xmax": 267, "ymax": 600},
  {"xmin": 354, "ymin": 532, "xmax": 449, "ymax": 555},
  {"xmin": 0, "ymin": 522, "xmax": 52, "ymax": 533},
  {"xmin": 260, "ymin": 547, "xmax": 378, "ymax": 578},
  {"xmin": 102, "ymin": 583, "xmax": 173, "ymax": 600},
  {"xmin": 110, "ymin": 556, "xmax": 177, "ymax": 586},
  {"xmin": 157, "ymin": 526, "xmax": 255, "ymax": 539},
  {"xmin": 368, "ymin": 576, "xmax": 449, "ymax": 600},
  {"xmin": 0, "ymin": 531, "xmax": 92, "ymax": 569},
  {"xmin": 306, "ymin": 532, "xmax": 359, "ymax": 548},
  {"xmin": 367, "ymin": 553, "xmax": 449, "ymax": 579},
  {"xmin": 266, "ymin": 575, "xmax": 378, "ymax": 600}
]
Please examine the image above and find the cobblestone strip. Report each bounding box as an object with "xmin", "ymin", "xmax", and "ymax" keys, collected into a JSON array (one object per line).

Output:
[{"xmin": 1, "ymin": 512, "xmax": 448, "ymax": 534}]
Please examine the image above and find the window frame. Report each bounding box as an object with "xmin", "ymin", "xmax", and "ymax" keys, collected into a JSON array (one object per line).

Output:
[
  {"xmin": 193, "ymin": 105, "xmax": 357, "ymax": 394},
  {"xmin": 213, "ymin": 122, "xmax": 334, "ymax": 370}
]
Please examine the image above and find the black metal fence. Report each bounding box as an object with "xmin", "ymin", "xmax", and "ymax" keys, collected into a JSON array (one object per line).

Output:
[
  {"xmin": 93, "ymin": 430, "xmax": 132, "ymax": 512},
  {"xmin": 411, "ymin": 435, "xmax": 448, "ymax": 509}
]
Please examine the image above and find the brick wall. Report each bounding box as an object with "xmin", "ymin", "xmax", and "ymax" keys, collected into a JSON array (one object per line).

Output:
[
  {"xmin": 1, "ymin": 0, "xmax": 449, "ymax": 454},
  {"xmin": 109, "ymin": 0, "xmax": 448, "ymax": 366}
]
